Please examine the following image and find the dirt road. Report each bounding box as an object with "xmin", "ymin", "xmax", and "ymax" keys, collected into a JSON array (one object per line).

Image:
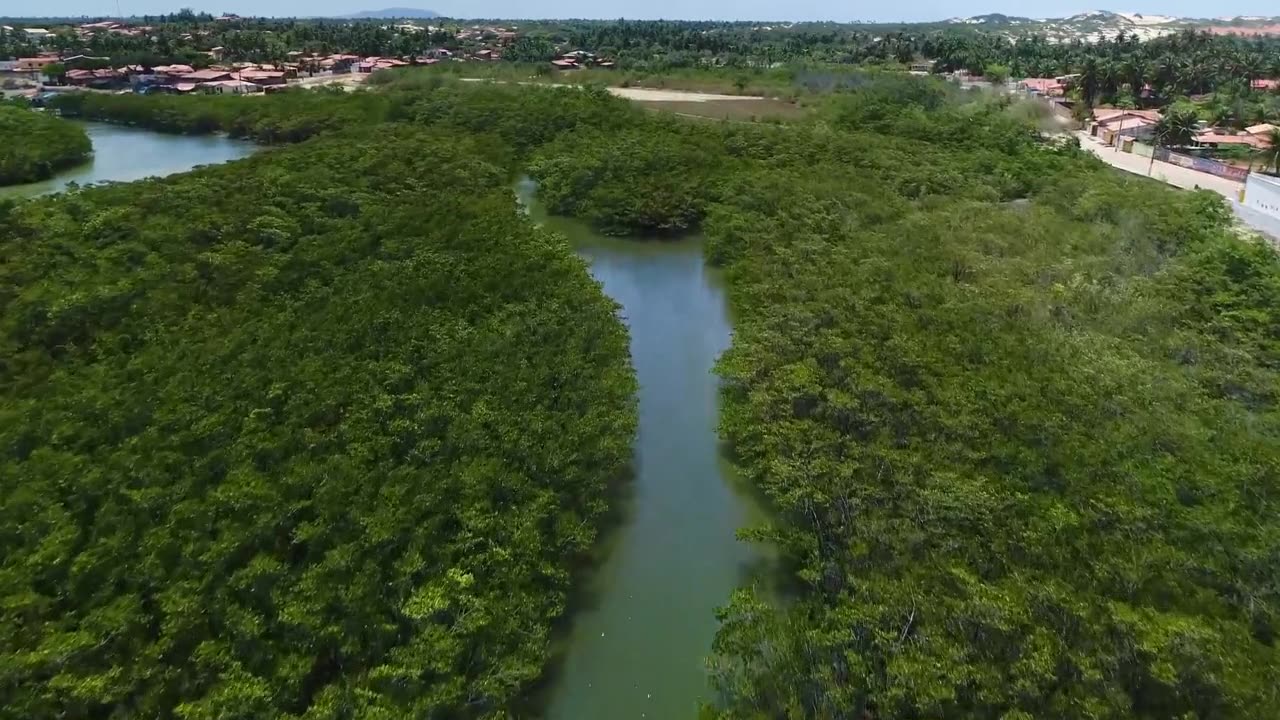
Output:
[
  {"xmin": 456, "ymin": 77, "xmax": 761, "ymax": 103},
  {"xmin": 605, "ymin": 87, "xmax": 761, "ymax": 102}
]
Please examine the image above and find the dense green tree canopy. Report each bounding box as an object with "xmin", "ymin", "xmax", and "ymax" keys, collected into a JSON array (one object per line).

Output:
[
  {"xmin": 698, "ymin": 84, "xmax": 1280, "ymax": 719},
  {"xmin": 0, "ymin": 106, "xmax": 91, "ymax": 186},
  {"xmin": 5, "ymin": 71, "xmax": 1280, "ymax": 719},
  {"xmin": 0, "ymin": 123, "xmax": 636, "ymax": 717}
]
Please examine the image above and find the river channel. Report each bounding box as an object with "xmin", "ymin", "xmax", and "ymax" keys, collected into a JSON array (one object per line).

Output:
[
  {"xmin": 6, "ymin": 126, "xmax": 770, "ymax": 718},
  {"xmin": 518, "ymin": 180, "xmax": 772, "ymax": 719},
  {"xmin": 0, "ymin": 120, "xmax": 254, "ymax": 199}
]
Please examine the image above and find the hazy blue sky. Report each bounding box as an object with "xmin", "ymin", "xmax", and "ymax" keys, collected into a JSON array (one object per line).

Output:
[{"xmin": 18, "ymin": 1, "xmax": 1280, "ymax": 23}]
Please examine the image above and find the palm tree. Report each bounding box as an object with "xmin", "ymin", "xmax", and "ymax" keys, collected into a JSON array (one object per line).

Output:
[
  {"xmin": 1241, "ymin": 52, "xmax": 1266, "ymax": 86},
  {"xmin": 1078, "ymin": 57, "xmax": 1101, "ymax": 108},
  {"xmin": 1258, "ymin": 129, "xmax": 1280, "ymax": 176},
  {"xmin": 1155, "ymin": 107, "xmax": 1201, "ymax": 148}
]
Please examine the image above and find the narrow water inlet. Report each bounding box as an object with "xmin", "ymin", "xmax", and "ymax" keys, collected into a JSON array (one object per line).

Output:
[
  {"xmin": 0, "ymin": 121, "xmax": 255, "ymax": 199},
  {"xmin": 518, "ymin": 181, "xmax": 773, "ymax": 719}
]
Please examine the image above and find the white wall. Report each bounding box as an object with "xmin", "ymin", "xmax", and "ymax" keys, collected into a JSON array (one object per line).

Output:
[{"xmin": 1245, "ymin": 174, "xmax": 1280, "ymax": 220}]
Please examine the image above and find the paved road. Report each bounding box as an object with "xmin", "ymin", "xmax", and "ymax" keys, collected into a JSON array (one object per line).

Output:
[
  {"xmin": 1075, "ymin": 132, "xmax": 1278, "ymax": 242},
  {"xmin": 1075, "ymin": 131, "xmax": 1244, "ymax": 196}
]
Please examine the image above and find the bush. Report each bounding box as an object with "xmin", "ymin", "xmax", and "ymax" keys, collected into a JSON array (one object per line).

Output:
[{"xmin": 0, "ymin": 106, "xmax": 91, "ymax": 185}]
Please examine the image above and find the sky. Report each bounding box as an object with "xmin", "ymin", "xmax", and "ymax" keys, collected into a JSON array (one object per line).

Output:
[{"xmin": 15, "ymin": 1, "xmax": 1280, "ymax": 23}]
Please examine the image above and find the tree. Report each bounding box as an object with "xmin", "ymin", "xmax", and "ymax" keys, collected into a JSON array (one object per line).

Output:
[
  {"xmin": 0, "ymin": 105, "xmax": 91, "ymax": 184},
  {"xmin": 1077, "ymin": 56, "xmax": 1101, "ymax": 107},
  {"xmin": 1155, "ymin": 105, "xmax": 1200, "ymax": 147},
  {"xmin": 983, "ymin": 63, "xmax": 1011, "ymax": 85},
  {"xmin": 1257, "ymin": 128, "xmax": 1280, "ymax": 174}
]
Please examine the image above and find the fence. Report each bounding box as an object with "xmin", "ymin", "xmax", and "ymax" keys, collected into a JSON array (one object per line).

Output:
[{"xmin": 1153, "ymin": 148, "xmax": 1249, "ymax": 182}]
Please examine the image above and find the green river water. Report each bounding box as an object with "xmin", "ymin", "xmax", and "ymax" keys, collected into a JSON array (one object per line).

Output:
[
  {"xmin": 0, "ymin": 120, "xmax": 254, "ymax": 198},
  {"xmin": 6, "ymin": 131, "xmax": 772, "ymax": 719},
  {"xmin": 518, "ymin": 181, "xmax": 773, "ymax": 720}
]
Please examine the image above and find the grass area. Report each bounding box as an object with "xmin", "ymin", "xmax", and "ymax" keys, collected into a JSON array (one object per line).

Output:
[{"xmin": 384, "ymin": 62, "xmax": 925, "ymax": 101}]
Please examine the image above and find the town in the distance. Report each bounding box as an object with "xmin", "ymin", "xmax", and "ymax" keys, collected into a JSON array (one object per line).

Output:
[{"xmin": 7, "ymin": 8, "xmax": 1277, "ymax": 230}]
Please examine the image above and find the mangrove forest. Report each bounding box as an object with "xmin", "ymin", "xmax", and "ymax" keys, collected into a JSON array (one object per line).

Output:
[{"xmin": 2, "ymin": 70, "xmax": 1279, "ymax": 719}]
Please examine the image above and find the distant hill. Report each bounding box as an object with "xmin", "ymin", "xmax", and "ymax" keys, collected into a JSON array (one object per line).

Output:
[
  {"xmin": 344, "ymin": 7, "xmax": 439, "ymax": 19},
  {"xmin": 946, "ymin": 9, "xmax": 1280, "ymax": 41}
]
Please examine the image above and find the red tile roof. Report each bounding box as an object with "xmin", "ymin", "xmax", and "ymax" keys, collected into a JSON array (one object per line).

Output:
[
  {"xmin": 1196, "ymin": 132, "xmax": 1269, "ymax": 148},
  {"xmin": 1020, "ymin": 77, "xmax": 1062, "ymax": 93},
  {"xmin": 182, "ymin": 69, "xmax": 232, "ymax": 81}
]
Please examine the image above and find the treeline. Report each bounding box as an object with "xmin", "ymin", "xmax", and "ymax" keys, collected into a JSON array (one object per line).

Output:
[
  {"xmin": 47, "ymin": 77, "xmax": 645, "ymax": 153},
  {"xmin": 50, "ymin": 88, "xmax": 390, "ymax": 144},
  {"xmin": 926, "ymin": 28, "xmax": 1280, "ymax": 91},
  {"xmin": 0, "ymin": 106, "xmax": 91, "ymax": 185},
  {"xmin": 0, "ymin": 118, "xmax": 637, "ymax": 715}
]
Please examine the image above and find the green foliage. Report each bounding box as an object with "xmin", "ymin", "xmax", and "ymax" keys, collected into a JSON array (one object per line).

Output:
[
  {"xmin": 7, "ymin": 64, "xmax": 1280, "ymax": 720},
  {"xmin": 51, "ymin": 90, "xmax": 391, "ymax": 144},
  {"xmin": 698, "ymin": 92, "xmax": 1280, "ymax": 718},
  {"xmin": 1156, "ymin": 103, "xmax": 1202, "ymax": 148},
  {"xmin": 0, "ymin": 126, "xmax": 637, "ymax": 717},
  {"xmin": 983, "ymin": 62, "xmax": 1010, "ymax": 84},
  {"xmin": 0, "ymin": 107, "xmax": 91, "ymax": 185},
  {"xmin": 530, "ymin": 123, "xmax": 728, "ymax": 235}
]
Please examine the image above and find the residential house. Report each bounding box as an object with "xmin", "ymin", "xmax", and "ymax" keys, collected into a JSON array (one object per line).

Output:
[
  {"xmin": 236, "ymin": 68, "xmax": 288, "ymax": 85},
  {"xmin": 13, "ymin": 58, "xmax": 50, "ymax": 73},
  {"xmin": 202, "ymin": 79, "xmax": 261, "ymax": 94},
  {"xmin": 181, "ymin": 68, "xmax": 233, "ymax": 83},
  {"xmin": 64, "ymin": 68, "xmax": 95, "ymax": 85},
  {"xmin": 152, "ymin": 64, "xmax": 195, "ymax": 78},
  {"xmin": 356, "ymin": 57, "xmax": 409, "ymax": 73},
  {"xmin": 1246, "ymin": 123, "xmax": 1277, "ymax": 139},
  {"xmin": 5, "ymin": 57, "xmax": 54, "ymax": 82},
  {"xmin": 1091, "ymin": 108, "xmax": 1162, "ymax": 144},
  {"xmin": 1196, "ymin": 129, "xmax": 1273, "ymax": 150},
  {"xmin": 1018, "ymin": 77, "xmax": 1066, "ymax": 97},
  {"xmin": 63, "ymin": 68, "xmax": 123, "ymax": 88}
]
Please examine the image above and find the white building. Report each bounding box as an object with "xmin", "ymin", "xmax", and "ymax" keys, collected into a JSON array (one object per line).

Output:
[{"xmin": 1244, "ymin": 174, "xmax": 1280, "ymax": 221}]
